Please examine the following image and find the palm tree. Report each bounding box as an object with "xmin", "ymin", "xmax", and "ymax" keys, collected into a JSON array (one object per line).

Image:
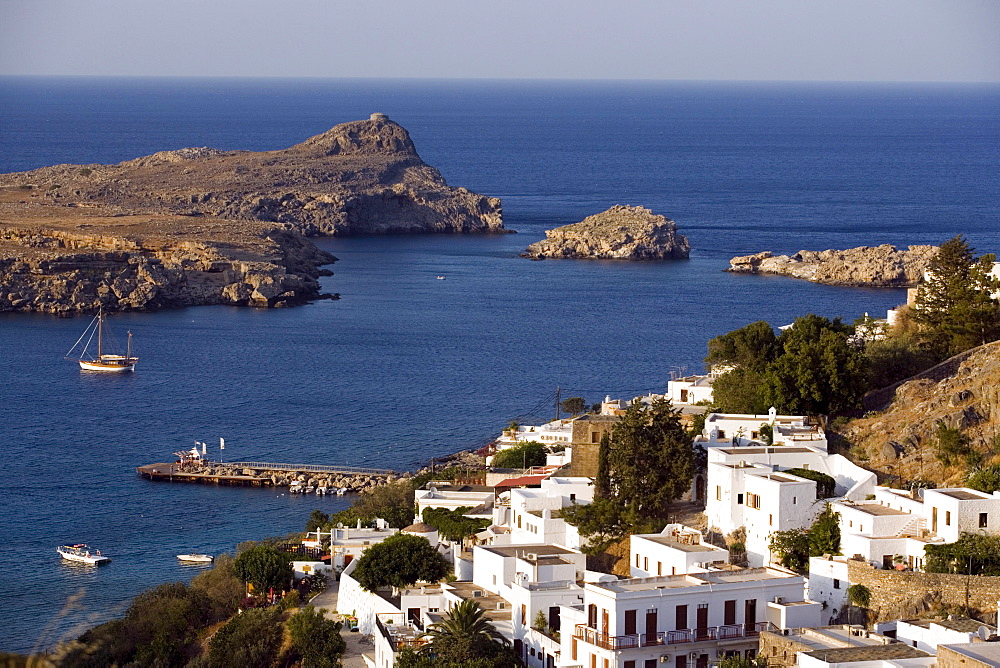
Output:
[{"xmin": 420, "ymin": 599, "xmax": 510, "ymax": 662}]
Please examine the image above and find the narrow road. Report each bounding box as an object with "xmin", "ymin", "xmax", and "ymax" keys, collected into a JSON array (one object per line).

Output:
[{"xmin": 311, "ymin": 580, "xmax": 374, "ymax": 668}]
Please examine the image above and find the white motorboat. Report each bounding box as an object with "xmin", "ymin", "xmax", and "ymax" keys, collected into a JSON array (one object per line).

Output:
[
  {"xmin": 177, "ymin": 554, "xmax": 214, "ymax": 563},
  {"xmin": 58, "ymin": 544, "xmax": 111, "ymax": 565}
]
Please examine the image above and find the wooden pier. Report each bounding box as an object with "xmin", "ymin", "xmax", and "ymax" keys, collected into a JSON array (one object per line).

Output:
[{"xmin": 136, "ymin": 463, "xmax": 271, "ymax": 486}]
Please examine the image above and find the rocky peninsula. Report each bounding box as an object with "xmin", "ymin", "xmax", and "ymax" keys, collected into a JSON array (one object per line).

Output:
[
  {"xmin": 726, "ymin": 244, "xmax": 937, "ymax": 286},
  {"xmin": 521, "ymin": 205, "xmax": 690, "ymax": 260},
  {"xmin": 0, "ymin": 113, "xmax": 504, "ymax": 313}
]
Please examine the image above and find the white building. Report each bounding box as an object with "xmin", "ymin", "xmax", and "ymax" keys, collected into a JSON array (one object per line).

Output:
[
  {"xmin": 697, "ymin": 409, "xmax": 828, "ymax": 451},
  {"xmin": 667, "ymin": 375, "xmax": 715, "ymax": 405},
  {"xmin": 495, "ymin": 418, "xmax": 575, "ymax": 449},
  {"xmin": 630, "ymin": 525, "xmax": 730, "ymax": 577},
  {"xmin": 760, "ymin": 625, "xmax": 933, "ymax": 667},
  {"xmin": 706, "ymin": 445, "xmax": 875, "ymax": 567},
  {"xmin": 414, "ymin": 481, "xmax": 495, "ymax": 515},
  {"xmin": 562, "ymin": 567, "xmax": 819, "ymax": 668},
  {"xmin": 490, "ymin": 477, "xmax": 593, "ymax": 549},
  {"xmin": 303, "ymin": 523, "xmax": 399, "ymax": 572}
]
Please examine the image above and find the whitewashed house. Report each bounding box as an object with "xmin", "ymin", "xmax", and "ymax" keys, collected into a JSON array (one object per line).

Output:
[
  {"xmin": 697, "ymin": 409, "xmax": 828, "ymax": 451},
  {"xmin": 562, "ymin": 567, "xmax": 819, "ymax": 668},
  {"xmin": 667, "ymin": 374, "xmax": 715, "ymax": 405},
  {"xmin": 630, "ymin": 525, "xmax": 730, "ymax": 577}
]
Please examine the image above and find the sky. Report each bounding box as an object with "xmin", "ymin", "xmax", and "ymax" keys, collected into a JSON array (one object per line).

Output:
[{"xmin": 1, "ymin": 0, "xmax": 998, "ymax": 82}]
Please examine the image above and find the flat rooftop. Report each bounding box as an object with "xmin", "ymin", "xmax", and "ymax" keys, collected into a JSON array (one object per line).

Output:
[
  {"xmin": 444, "ymin": 582, "xmax": 512, "ymax": 622},
  {"xmin": 592, "ymin": 568, "xmax": 796, "ymax": 594},
  {"xmin": 638, "ymin": 535, "xmax": 726, "ymax": 554},
  {"xmin": 845, "ymin": 503, "xmax": 910, "ymax": 516},
  {"xmin": 804, "ymin": 644, "xmax": 929, "ymax": 663},
  {"xmin": 480, "ymin": 544, "xmax": 577, "ymax": 559},
  {"xmin": 936, "ymin": 489, "xmax": 990, "ymax": 501},
  {"xmin": 718, "ymin": 447, "xmax": 814, "ymax": 455},
  {"xmin": 942, "ymin": 643, "xmax": 1000, "ymax": 663}
]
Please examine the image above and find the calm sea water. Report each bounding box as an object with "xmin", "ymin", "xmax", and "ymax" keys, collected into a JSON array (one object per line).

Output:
[{"xmin": 0, "ymin": 77, "xmax": 997, "ymax": 653}]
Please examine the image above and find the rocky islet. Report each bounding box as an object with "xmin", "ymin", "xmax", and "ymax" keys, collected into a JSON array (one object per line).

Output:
[
  {"xmin": 521, "ymin": 205, "xmax": 690, "ymax": 260},
  {"xmin": 727, "ymin": 244, "xmax": 938, "ymax": 287}
]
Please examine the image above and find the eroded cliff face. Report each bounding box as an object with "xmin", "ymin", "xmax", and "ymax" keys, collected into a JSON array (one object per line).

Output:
[
  {"xmin": 0, "ymin": 222, "xmax": 336, "ymax": 314},
  {"xmin": 0, "ymin": 114, "xmax": 504, "ymax": 313},
  {"xmin": 521, "ymin": 205, "xmax": 690, "ymax": 260},
  {"xmin": 835, "ymin": 341, "xmax": 1000, "ymax": 486},
  {"xmin": 727, "ymin": 244, "xmax": 937, "ymax": 286}
]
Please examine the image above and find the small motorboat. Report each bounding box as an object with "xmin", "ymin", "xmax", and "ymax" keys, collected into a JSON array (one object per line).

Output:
[
  {"xmin": 436, "ymin": 275, "xmax": 446, "ymax": 280},
  {"xmin": 58, "ymin": 544, "xmax": 111, "ymax": 565},
  {"xmin": 177, "ymin": 554, "xmax": 214, "ymax": 563}
]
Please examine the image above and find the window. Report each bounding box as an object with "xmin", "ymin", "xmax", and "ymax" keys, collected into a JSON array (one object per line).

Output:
[
  {"xmin": 716, "ymin": 485, "xmax": 722, "ymax": 501},
  {"xmin": 657, "ymin": 561, "xmax": 663, "ymax": 576},
  {"xmin": 591, "ymin": 432, "xmax": 600, "ymax": 443},
  {"xmin": 644, "ymin": 556, "xmax": 649, "ymax": 571},
  {"xmin": 737, "ymin": 493, "xmax": 744, "ymax": 505},
  {"xmin": 981, "ymin": 512, "xmax": 989, "ymax": 528},
  {"xmin": 570, "ymin": 493, "xmax": 576, "ymax": 501},
  {"xmin": 792, "ymin": 497, "xmax": 797, "ymax": 505},
  {"xmin": 625, "ymin": 662, "xmax": 636, "ymax": 668},
  {"xmin": 833, "ymin": 579, "xmax": 840, "ymax": 589},
  {"xmin": 718, "ymin": 430, "xmax": 726, "ymax": 438},
  {"xmin": 746, "ymin": 493, "xmax": 760, "ymax": 509},
  {"xmin": 636, "ymin": 554, "xmax": 641, "ymax": 567},
  {"xmin": 769, "ymin": 514, "xmax": 773, "ymax": 526},
  {"xmin": 946, "ymin": 511, "xmax": 951, "ymax": 526}
]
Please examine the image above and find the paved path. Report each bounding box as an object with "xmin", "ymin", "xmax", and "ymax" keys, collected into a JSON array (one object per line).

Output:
[{"xmin": 311, "ymin": 580, "xmax": 374, "ymax": 668}]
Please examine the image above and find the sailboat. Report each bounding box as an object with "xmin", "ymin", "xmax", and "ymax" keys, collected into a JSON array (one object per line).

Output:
[{"xmin": 65, "ymin": 307, "xmax": 138, "ymax": 372}]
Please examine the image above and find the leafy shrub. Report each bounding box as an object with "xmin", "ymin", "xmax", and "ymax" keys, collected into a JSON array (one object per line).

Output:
[{"xmin": 492, "ymin": 441, "xmax": 546, "ymax": 469}]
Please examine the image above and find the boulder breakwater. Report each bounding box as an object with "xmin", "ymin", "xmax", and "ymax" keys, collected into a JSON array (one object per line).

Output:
[{"xmin": 136, "ymin": 460, "xmax": 402, "ymax": 493}]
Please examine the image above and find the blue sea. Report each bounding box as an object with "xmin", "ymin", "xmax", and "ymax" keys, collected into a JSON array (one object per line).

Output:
[{"xmin": 0, "ymin": 77, "xmax": 997, "ymax": 653}]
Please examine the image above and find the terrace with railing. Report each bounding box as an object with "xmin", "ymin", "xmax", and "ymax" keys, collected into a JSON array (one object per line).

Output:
[
  {"xmin": 573, "ymin": 621, "xmax": 774, "ymax": 650},
  {"xmin": 376, "ymin": 613, "xmax": 428, "ymax": 652}
]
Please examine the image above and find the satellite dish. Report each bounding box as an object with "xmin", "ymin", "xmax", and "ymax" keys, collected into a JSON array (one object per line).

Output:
[
  {"xmin": 337, "ymin": 522, "xmax": 344, "ymax": 529},
  {"xmin": 978, "ymin": 625, "xmax": 991, "ymax": 640}
]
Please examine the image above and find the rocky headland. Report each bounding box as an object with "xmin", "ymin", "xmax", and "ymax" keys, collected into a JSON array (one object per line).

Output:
[
  {"xmin": 521, "ymin": 205, "xmax": 690, "ymax": 260},
  {"xmin": 727, "ymin": 244, "xmax": 937, "ymax": 286},
  {"xmin": 0, "ymin": 113, "xmax": 504, "ymax": 313}
]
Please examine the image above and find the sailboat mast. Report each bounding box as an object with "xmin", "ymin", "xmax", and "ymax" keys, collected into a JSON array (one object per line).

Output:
[
  {"xmin": 127, "ymin": 331, "xmax": 132, "ymax": 361},
  {"xmin": 97, "ymin": 309, "xmax": 103, "ymax": 358}
]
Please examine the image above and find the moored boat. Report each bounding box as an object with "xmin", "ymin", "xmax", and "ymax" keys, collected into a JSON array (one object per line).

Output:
[
  {"xmin": 65, "ymin": 307, "xmax": 138, "ymax": 372},
  {"xmin": 58, "ymin": 544, "xmax": 111, "ymax": 565},
  {"xmin": 177, "ymin": 554, "xmax": 214, "ymax": 563}
]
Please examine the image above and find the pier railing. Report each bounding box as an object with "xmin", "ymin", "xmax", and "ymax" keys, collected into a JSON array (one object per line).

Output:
[{"xmin": 221, "ymin": 461, "xmax": 395, "ymax": 476}]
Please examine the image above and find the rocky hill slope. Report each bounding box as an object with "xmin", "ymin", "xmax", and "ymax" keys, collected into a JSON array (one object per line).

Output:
[
  {"xmin": 727, "ymin": 244, "xmax": 937, "ymax": 286},
  {"xmin": 522, "ymin": 205, "xmax": 689, "ymax": 260},
  {"xmin": 0, "ymin": 114, "xmax": 504, "ymax": 313},
  {"xmin": 834, "ymin": 340, "xmax": 1000, "ymax": 487}
]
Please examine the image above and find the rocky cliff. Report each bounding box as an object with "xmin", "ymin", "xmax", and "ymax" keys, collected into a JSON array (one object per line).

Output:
[
  {"xmin": 834, "ymin": 340, "xmax": 1000, "ymax": 487},
  {"xmin": 727, "ymin": 244, "xmax": 937, "ymax": 286},
  {"xmin": 0, "ymin": 114, "xmax": 505, "ymax": 313},
  {"xmin": 521, "ymin": 205, "xmax": 689, "ymax": 260}
]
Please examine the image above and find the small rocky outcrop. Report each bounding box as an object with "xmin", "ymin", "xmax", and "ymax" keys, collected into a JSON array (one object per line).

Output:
[
  {"xmin": 521, "ymin": 205, "xmax": 690, "ymax": 260},
  {"xmin": 727, "ymin": 244, "xmax": 937, "ymax": 286},
  {"xmin": 0, "ymin": 113, "xmax": 504, "ymax": 313}
]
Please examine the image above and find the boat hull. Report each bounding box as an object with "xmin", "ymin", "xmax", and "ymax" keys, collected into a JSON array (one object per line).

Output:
[
  {"xmin": 177, "ymin": 554, "xmax": 214, "ymax": 563},
  {"xmin": 57, "ymin": 547, "xmax": 110, "ymax": 565},
  {"xmin": 79, "ymin": 358, "xmax": 137, "ymax": 372}
]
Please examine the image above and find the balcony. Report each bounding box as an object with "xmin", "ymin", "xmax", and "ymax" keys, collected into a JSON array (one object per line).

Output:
[
  {"xmin": 376, "ymin": 614, "xmax": 429, "ymax": 652},
  {"xmin": 574, "ymin": 622, "xmax": 773, "ymax": 650}
]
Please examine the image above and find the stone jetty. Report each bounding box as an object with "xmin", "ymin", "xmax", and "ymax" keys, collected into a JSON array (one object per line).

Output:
[{"xmin": 137, "ymin": 460, "xmax": 405, "ymax": 493}]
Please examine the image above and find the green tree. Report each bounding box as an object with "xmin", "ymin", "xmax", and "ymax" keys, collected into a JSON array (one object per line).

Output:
[
  {"xmin": 287, "ymin": 605, "xmax": 347, "ymax": 668},
  {"xmin": 864, "ymin": 331, "xmax": 939, "ymax": 389},
  {"xmin": 934, "ymin": 424, "xmax": 974, "ymax": 466},
  {"xmin": 565, "ymin": 400, "xmax": 695, "ymax": 553},
  {"xmin": 606, "ymin": 399, "xmax": 695, "ymax": 521},
  {"xmin": 232, "ymin": 545, "xmax": 293, "ymax": 594},
  {"xmin": 351, "ymin": 534, "xmax": 451, "ymax": 592},
  {"xmin": 846, "ymin": 584, "xmax": 872, "ymax": 626},
  {"xmin": 711, "ymin": 367, "xmax": 770, "ymax": 414},
  {"xmin": 560, "ymin": 396, "xmax": 587, "ymax": 416},
  {"xmin": 967, "ymin": 464, "xmax": 1000, "ymax": 493},
  {"xmin": 331, "ymin": 479, "xmax": 416, "ymax": 529},
  {"xmin": 808, "ymin": 504, "xmax": 842, "ymax": 556},
  {"xmin": 305, "ymin": 509, "xmax": 330, "ymax": 533},
  {"xmin": 705, "ymin": 320, "xmax": 778, "ymax": 371},
  {"xmin": 913, "ymin": 235, "xmax": 1000, "ymax": 356},
  {"xmin": 190, "ymin": 553, "xmax": 245, "ymax": 623},
  {"xmin": 207, "ymin": 608, "xmax": 283, "ymax": 668},
  {"xmin": 764, "ymin": 314, "xmax": 867, "ymax": 415},
  {"xmin": 768, "ymin": 528, "xmax": 811, "ymax": 573},
  {"xmin": 418, "ymin": 599, "xmax": 515, "ymax": 665},
  {"xmin": 422, "ymin": 507, "xmax": 489, "ymax": 542},
  {"xmin": 491, "ymin": 441, "xmax": 546, "ymax": 469}
]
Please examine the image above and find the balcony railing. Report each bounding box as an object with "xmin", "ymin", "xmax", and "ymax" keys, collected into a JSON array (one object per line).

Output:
[{"xmin": 574, "ymin": 622, "xmax": 773, "ymax": 650}]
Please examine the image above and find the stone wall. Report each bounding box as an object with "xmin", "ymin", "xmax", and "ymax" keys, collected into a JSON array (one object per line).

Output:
[
  {"xmin": 758, "ymin": 630, "xmax": 812, "ymax": 667},
  {"xmin": 847, "ymin": 559, "xmax": 1000, "ymax": 623}
]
